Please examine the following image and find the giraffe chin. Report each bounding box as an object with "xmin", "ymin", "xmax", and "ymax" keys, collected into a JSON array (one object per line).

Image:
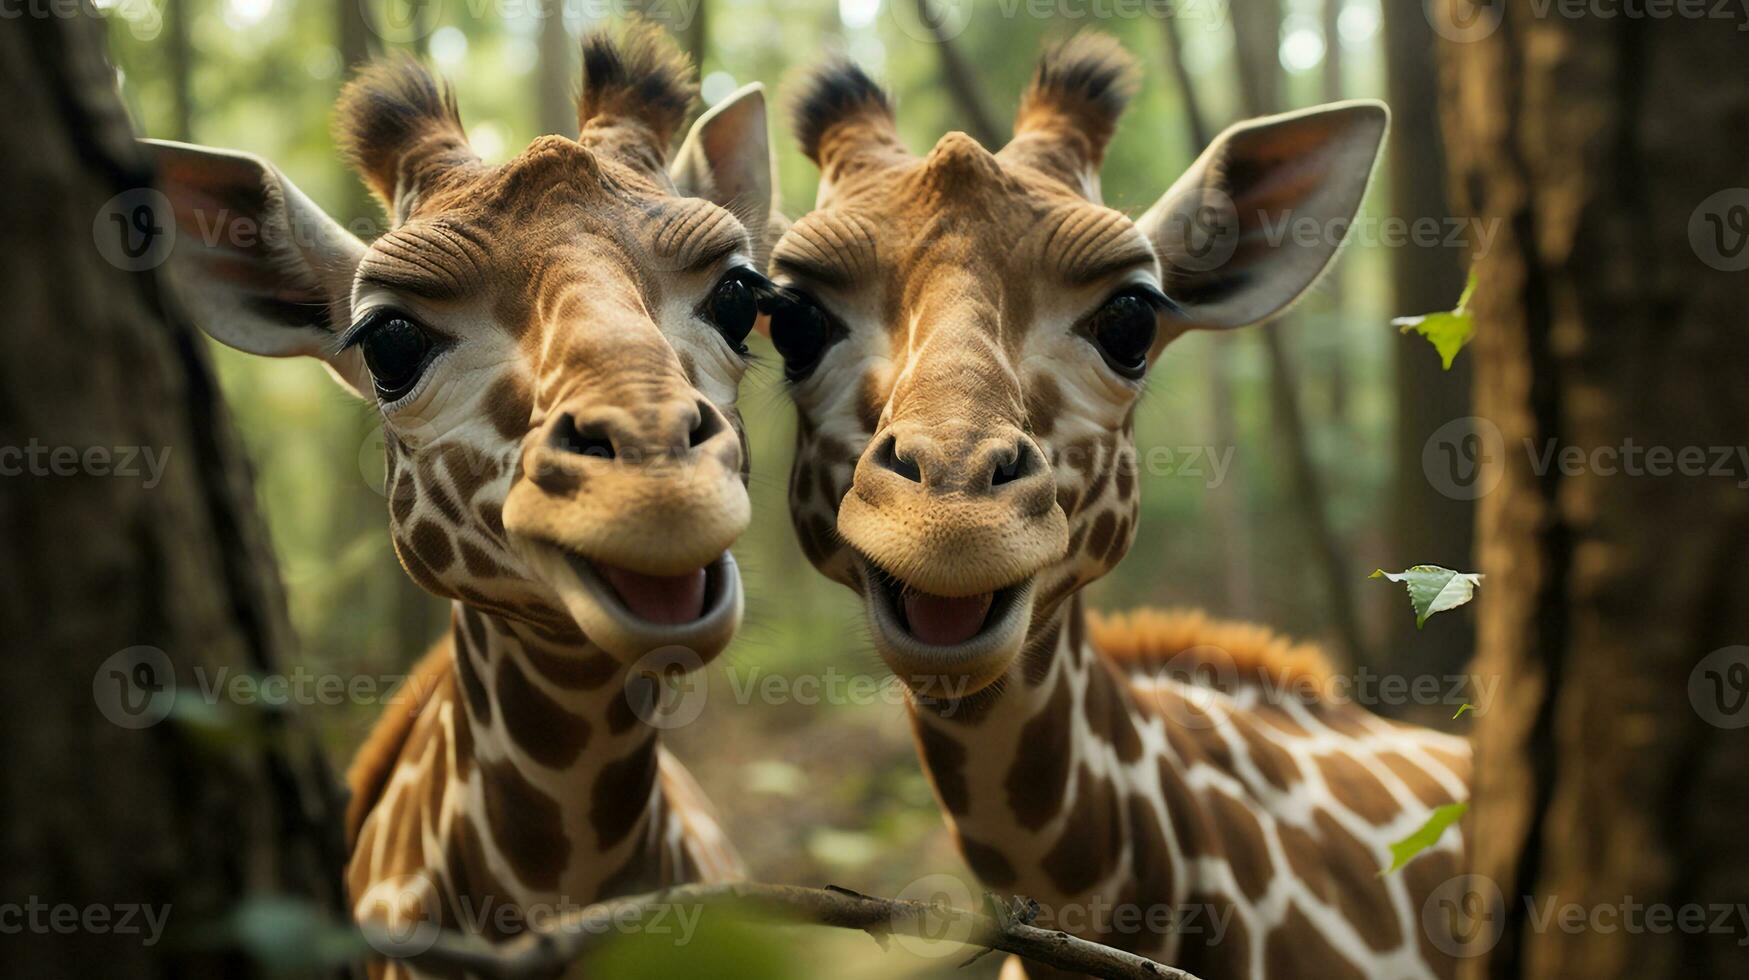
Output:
[
  {"xmin": 859, "ymin": 557, "xmax": 1035, "ymax": 697},
  {"xmin": 516, "ymin": 540, "xmax": 744, "ymax": 666}
]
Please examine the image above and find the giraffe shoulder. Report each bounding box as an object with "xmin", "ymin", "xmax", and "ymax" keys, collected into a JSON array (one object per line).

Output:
[
  {"xmin": 343, "ymin": 636, "xmax": 456, "ymax": 849},
  {"xmin": 1087, "ymin": 606, "xmax": 1337, "ymax": 697}
]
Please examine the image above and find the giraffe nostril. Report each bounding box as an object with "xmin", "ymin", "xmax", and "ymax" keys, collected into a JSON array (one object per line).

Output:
[
  {"xmin": 551, "ymin": 413, "xmax": 616, "ymax": 460},
  {"xmin": 688, "ymin": 400, "xmax": 725, "ymax": 449},
  {"xmin": 873, "ymin": 434, "xmax": 923, "ymax": 484},
  {"xmin": 990, "ymin": 440, "xmax": 1039, "ymax": 488}
]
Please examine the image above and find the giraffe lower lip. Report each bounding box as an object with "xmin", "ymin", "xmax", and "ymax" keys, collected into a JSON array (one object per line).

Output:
[
  {"xmin": 900, "ymin": 590, "xmax": 995, "ymax": 646},
  {"xmin": 593, "ymin": 563, "xmax": 709, "ymax": 625}
]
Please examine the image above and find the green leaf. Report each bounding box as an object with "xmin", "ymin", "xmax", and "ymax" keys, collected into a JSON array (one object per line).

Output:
[
  {"xmin": 1381, "ymin": 801, "xmax": 1469, "ymax": 875},
  {"xmin": 1370, "ymin": 565, "xmax": 1484, "ymax": 628},
  {"xmin": 1452, "ymin": 703, "xmax": 1474, "ymax": 720},
  {"xmin": 1393, "ymin": 272, "xmax": 1477, "ymax": 370}
]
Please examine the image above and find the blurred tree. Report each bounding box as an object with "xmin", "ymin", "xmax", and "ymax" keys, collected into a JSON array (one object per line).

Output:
[
  {"xmin": 1228, "ymin": 0, "xmax": 1372, "ymax": 666},
  {"xmin": 914, "ymin": 0, "xmax": 1002, "ymax": 148},
  {"xmin": 1156, "ymin": 12, "xmax": 1253, "ymax": 615},
  {"xmin": 0, "ymin": 10, "xmax": 349, "ymax": 977},
  {"xmin": 1318, "ymin": 0, "xmax": 1349, "ymax": 428},
  {"xmin": 166, "ymin": 0, "xmax": 193, "ymax": 141},
  {"xmin": 537, "ymin": 0, "xmax": 572, "ymax": 135},
  {"xmin": 1442, "ymin": 8, "xmax": 1749, "ymax": 976},
  {"xmin": 1381, "ymin": 0, "xmax": 1473, "ymax": 688}
]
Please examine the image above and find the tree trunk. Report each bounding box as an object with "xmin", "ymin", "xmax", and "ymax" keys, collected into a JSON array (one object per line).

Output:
[
  {"xmin": 1440, "ymin": 6, "xmax": 1749, "ymax": 977},
  {"xmin": 1382, "ymin": 0, "xmax": 1475, "ymax": 694},
  {"xmin": 0, "ymin": 12, "xmax": 349, "ymax": 977}
]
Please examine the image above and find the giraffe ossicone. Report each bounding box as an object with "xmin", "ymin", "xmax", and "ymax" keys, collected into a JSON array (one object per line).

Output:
[
  {"xmin": 145, "ymin": 22, "xmax": 773, "ymax": 978},
  {"xmin": 772, "ymin": 31, "xmax": 1474, "ymax": 979}
]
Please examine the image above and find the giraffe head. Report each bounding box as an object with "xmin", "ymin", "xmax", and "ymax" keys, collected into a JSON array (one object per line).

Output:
[
  {"xmin": 149, "ymin": 25, "xmax": 775, "ymax": 666},
  {"xmin": 772, "ymin": 34, "xmax": 1386, "ymax": 693}
]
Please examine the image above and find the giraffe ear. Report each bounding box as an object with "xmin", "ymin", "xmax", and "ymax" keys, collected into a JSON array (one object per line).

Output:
[
  {"xmin": 143, "ymin": 138, "xmax": 371, "ymax": 397},
  {"xmin": 670, "ymin": 83, "xmax": 776, "ymax": 268},
  {"xmin": 1137, "ymin": 101, "xmax": 1389, "ymax": 330}
]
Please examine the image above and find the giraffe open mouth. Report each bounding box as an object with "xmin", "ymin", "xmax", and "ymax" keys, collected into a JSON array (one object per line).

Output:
[
  {"xmin": 859, "ymin": 556, "xmax": 1035, "ymax": 691},
  {"xmin": 517, "ymin": 539, "xmax": 744, "ymax": 663}
]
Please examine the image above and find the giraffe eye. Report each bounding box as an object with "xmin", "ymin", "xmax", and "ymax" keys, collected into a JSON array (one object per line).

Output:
[
  {"xmin": 767, "ymin": 290, "xmax": 837, "ymax": 381},
  {"xmin": 1087, "ymin": 289, "xmax": 1162, "ymax": 378},
  {"xmin": 353, "ymin": 313, "xmax": 434, "ymax": 402},
  {"xmin": 703, "ymin": 268, "xmax": 764, "ymax": 351}
]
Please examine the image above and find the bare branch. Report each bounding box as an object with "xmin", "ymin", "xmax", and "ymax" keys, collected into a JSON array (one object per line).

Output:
[{"xmin": 361, "ymin": 881, "xmax": 1206, "ymax": 980}]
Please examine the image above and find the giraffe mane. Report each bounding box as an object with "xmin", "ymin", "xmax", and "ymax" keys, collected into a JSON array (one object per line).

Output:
[
  {"xmin": 577, "ymin": 19, "xmax": 698, "ymax": 153},
  {"xmin": 342, "ymin": 640, "xmax": 454, "ymax": 848},
  {"xmin": 1087, "ymin": 607, "xmax": 1338, "ymax": 697}
]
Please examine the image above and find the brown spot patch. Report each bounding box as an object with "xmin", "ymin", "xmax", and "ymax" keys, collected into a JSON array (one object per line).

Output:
[
  {"xmin": 913, "ymin": 718, "xmax": 969, "ymax": 815},
  {"xmin": 1041, "ymin": 765, "xmax": 1122, "ymax": 895},
  {"xmin": 1025, "ymin": 373, "xmax": 1063, "ymax": 439},
  {"xmin": 1179, "ymin": 894, "xmax": 1250, "ymax": 979},
  {"xmin": 1085, "ymin": 662, "xmax": 1143, "ymax": 763},
  {"xmin": 591, "ymin": 735, "xmax": 659, "ymax": 848},
  {"xmin": 1263, "ymin": 903, "xmax": 1366, "ymax": 980},
  {"xmin": 495, "ymin": 652, "xmax": 591, "ymax": 768},
  {"xmin": 1315, "ymin": 753, "xmax": 1401, "ymax": 825},
  {"xmin": 1005, "ymin": 671, "xmax": 1073, "ymax": 830},
  {"xmin": 1086, "ymin": 510, "xmax": 1117, "ymax": 558},
  {"xmin": 1205, "ymin": 790, "xmax": 1272, "ymax": 902},
  {"xmin": 480, "ymin": 759, "xmax": 570, "ymax": 891},
  {"xmin": 1378, "ymin": 751, "xmax": 1456, "ymax": 808},
  {"xmin": 485, "ymin": 373, "xmax": 533, "ymax": 440},
  {"xmin": 1233, "ymin": 714, "xmax": 1300, "ymax": 792},
  {"xmin": 1157, "ymin": 757, "xmax": 1214, "ymax": 859},
  {"xmin": 410, "ymin": 519, "xmax": 455, "ymax": 573},
  {"xmin": 1308, "ymin": 810, "xmax": 1402, "ymax": 951},
  {"xmin": 957, "ymin": 834, "xmax": 1017, "ymax": 888}
]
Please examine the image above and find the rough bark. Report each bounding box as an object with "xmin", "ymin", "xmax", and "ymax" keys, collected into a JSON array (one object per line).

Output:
[
  {"xmin": 1382, "ymin": 0, "xmax": 1475, "ymax": 691},
  {"xmin": 1439, "ymin": 5, "xmax": 1749, "ymax": 976},
  {"xmin": 0, "ymin": 11, "xmax": 349, "ymax": 978}
]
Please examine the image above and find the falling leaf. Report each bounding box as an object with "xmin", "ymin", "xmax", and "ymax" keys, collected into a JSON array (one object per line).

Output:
[
  {"xmin": 1393, "ymin": 272, "xmax": 1477, "ymax": 370},
  {"xmin": 1371, "ymin": 565, "xmax": 1484, "ymax": 628},
  {"xmin": 1381, "ymin": 801, "xmax": 1469, "ymax": 875}
]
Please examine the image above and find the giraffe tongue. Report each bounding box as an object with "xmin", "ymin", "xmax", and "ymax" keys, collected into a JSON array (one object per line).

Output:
[
  {"xmin": 597, "ymin": 564, "xmax": 708, "ymax": 625},
  {"xmin": 901, "ymin": 590, "xmax": 995, "ymax": 646}
]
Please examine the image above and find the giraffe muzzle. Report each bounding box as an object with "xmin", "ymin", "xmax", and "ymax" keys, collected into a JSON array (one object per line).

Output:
[
  {"xmin": 859, "ymin": 555, "xmax": 1036, "ymax": 695},
  {"xmin": 516, "ymin": 541, "xmax": 743, "ymax": 664}
]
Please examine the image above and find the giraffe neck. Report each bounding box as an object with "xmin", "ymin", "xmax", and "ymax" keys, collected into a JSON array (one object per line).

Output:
[
  {"xmin": 909, "ymin": 596, "xmax": 1196, "ymax": 946},
  {"xmin": 351, "ymin": 599, "xmax": 714, "ymax": 941},
  {"xmin": 446, "ymin": 601, "xmax": 688, "ymax": 902}
]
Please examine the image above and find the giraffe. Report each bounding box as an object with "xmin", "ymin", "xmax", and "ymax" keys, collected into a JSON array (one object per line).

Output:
[
  {"xmin": 144, "ymin": 25, "xmax": 776, "ymax": 975},
  {"xmin": 765, "ymin": 34, "xmax": 1473, "ymax": 979}
]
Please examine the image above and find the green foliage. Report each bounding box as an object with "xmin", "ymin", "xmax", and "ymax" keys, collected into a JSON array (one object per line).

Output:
[
  {"xmin": 189, "ymin": 896, "xmax": 366, "ymax": 975},
  {"xmin": 1370, "ymin": 565, "xmax": 1483, "ymax": 628},
  {"xmin": 1380, "ymin": 802, "xmax": 1469, "ymax": 875},
  {"xmin": 1393, "ymin": 272, "xmax": 1478, "ymax": 370},
  {"xmin": 578, "ymin": 908, "xmax": 808, "ymax": 980}
]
